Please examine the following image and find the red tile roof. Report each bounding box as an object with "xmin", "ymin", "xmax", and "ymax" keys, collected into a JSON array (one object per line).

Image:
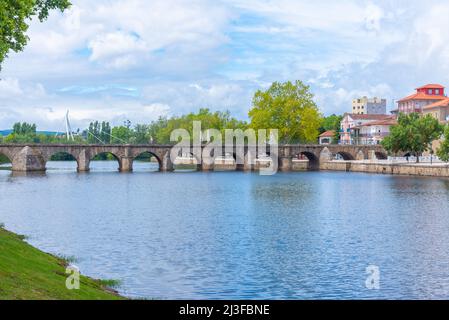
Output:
[
  {"xmin": 360, "ymin": 118, "xmax": 398, "ymax": 126},
  {"xmin": 319, "ymin": 130, "xmax": 335, "ymax": 138},
  {"xmin": 416, "ymin": 84, "xmax": 445, "ymax": 90},
  {"xmin": 398, "ymin": 92, "xmax": 447, "ymax": 103},
  {"xmin": 351, "ymin": 115, "xmax": 397, "ymax": 129},
  {"xmin": 346, "ymin": 113, "xmax": 392, "ymax": 121},
  {"xmin": 422, "ymin": 98, "xmax": 449, "ymax": 110}
]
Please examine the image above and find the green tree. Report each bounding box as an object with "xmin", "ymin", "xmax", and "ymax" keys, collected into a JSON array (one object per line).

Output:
[
  {"xmin": 6, "ymin": 122, "xmax": 38, "ymax": 143},
  {"xmin": 148, "ymin": 117, "xmax": 169, "ymax": 144},
  {"xmin": 87, "ymin": 121, "xmax": 99, "ymax": 143},
  {"xmin": 133, "ymin": 124, "xmax": 151, "ymax": 144},
  {"xmin": 12, "ymin": 122, "xmax": 36, "ymax": 135},
  {"xmin": 86, "ymin": 121, "xmax": 111, "ymax": 143},
  {"xmin": 100, "ymin": 121, "xmax": 111, "ymax": 143},
  {"xmin": 437, "ymin": 125, "xmax": 449, "ymax": 162},
  {"xmin": 0, "ymin": 0, "xmax": 71, "ymax": 69},
  {"xmin": 382, "ymin": 113, "xmax": 443, "ymax": 163},
  {"xmin": 248, "ymin": 80, "xmax": 322, "ymax": 143},
  {"xmin": 320, "ymin": 114, "xmax": 343, "ymax": 144},
  {"xmin": 111, "ymin": 126, "xmax": 133, "ymax": 144},
  {"xmin": 146, "ymin": 109, "xmax": 248, "ymax": 144}
]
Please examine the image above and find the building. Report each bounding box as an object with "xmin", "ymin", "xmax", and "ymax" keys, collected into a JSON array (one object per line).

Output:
[
  {"xmin": 398, "ymin": 84, "xmax": 447, "ymax": 114},
  {"xmin": 352, "ymin": 97, "xmax": 387, "ymax": 115},
  {"xmin": 351, "ymin": 117, "xmax": 397, "ymax": 145},
  {"xmin": 422, "ymin": 97, "xmax": 449, "ymax": 155},
  {"xmin": 319, "ymin": 131, "xmax": 335, "ymax": 145},
  {"xmin": 422, "ymin": 98, "xmax": 449, "ymax": 123},
  {"xmin": 340, "ymin": 113, "xmax": 393, "ymax": 145}
]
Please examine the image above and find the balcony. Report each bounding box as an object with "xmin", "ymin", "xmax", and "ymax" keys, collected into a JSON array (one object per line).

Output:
[{"xmin": 354, "ymin": 133, "xmax": 390, "ymax": 138}]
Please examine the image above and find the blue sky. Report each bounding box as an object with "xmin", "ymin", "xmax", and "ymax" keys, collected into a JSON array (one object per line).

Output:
[{"xmin": 1, "ymin": 0, "xmax": 449, "ymax": 130}]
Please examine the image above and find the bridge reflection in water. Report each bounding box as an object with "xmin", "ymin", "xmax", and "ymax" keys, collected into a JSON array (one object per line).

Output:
[{"xmin": 0, "ymin": 144, "xmax": 388, "ymax": 173}]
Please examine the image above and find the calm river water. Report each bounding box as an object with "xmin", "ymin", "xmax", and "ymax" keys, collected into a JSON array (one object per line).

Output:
[{"xmin": 1, "ymin": 161, "xmax": 449, "ymax": 299}]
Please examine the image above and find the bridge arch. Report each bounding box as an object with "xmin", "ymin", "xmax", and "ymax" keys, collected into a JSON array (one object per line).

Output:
[
  {"xmin": 46, "ymin": 151, "xmax": 78, "ymax": 171},
  {"xmin": 335, "ymin": 151, "xmax": 355, "ymax": 161},
  {"xmin": 375, "ymin": 151, "xmax": 388, "ymax": 160},
  {"xmin": 89, "ymin": 151, "xmax": 121, "ymax": 172},
  {"xmin": 0, "ymin": 151, "xmax": 12, "ymax": 170},
  {"xmin": 133, "ymin": 151, "xmax": 162, "ymax": 172},
  {"xmin": 294, "ymin": 151, "xmax": 320, "ymax": 170}
]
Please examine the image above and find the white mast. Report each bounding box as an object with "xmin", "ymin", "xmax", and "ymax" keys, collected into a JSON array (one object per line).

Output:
[{"xmin": 65, "ymin": 110, "xmax": 74, "ymax": 141}]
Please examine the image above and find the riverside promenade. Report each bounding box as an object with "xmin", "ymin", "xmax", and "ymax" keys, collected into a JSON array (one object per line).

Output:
[{"xmin": 320, "ymin": 159, "xmax": 449, "ymax": 178}]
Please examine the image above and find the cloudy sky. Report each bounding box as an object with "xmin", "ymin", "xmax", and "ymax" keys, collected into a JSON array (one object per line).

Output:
[{"xmin": 1, "ymin": 0, "xmax": 449, "ymax": 130}]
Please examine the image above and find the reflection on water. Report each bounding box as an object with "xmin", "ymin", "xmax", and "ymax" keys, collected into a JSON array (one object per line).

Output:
[
  {"xmin": 44, "ymin": 160, "xmax": 161, "ymax": 173},
  {"xmin": 1, "ymin": 161, "xmax": 449, "ymax": 299},
  {"xmin": 0, "ymin": 163, "xmax": 11, "ymax": 170}
]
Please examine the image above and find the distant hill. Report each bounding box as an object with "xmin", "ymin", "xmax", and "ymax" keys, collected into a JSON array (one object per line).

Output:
[
  {"xmin": 0, "ymin": 130, "xmax": 63, "ymax": 136},
  {"xmin": 0, "ymin": 130, "xmax": 12, "ymax": 136}
]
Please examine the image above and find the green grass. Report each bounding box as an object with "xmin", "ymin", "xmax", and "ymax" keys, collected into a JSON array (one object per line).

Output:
[
  {"xmin": 55, "ymin": 254, "xmax": 78, "ymax": 265},
  {"xmin": 98, "ymin": 279, "xmax": 122, "ymax": 289},
  {"xmin": 0, "ymin": 227, "xmax": 125, "ymax": 300}
]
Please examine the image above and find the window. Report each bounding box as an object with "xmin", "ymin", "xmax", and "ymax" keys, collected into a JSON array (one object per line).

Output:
[
  {"xmin": 428, "ymin": 89, "xmax": 433, "ymax": 95},
  {"xmin": 436, "ymin": 89, "xmax": 440, "ymax": 95}
]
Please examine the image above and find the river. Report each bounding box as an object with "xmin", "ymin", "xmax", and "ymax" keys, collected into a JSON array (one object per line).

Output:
[{"xmin": 1, "ymin": 161, "xmax": 449, "ymax": 299}]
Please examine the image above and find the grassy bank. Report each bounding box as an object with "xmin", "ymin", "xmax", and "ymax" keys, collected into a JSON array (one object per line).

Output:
[{"xmin": 0, "ymin": 226, "xmax": 124, "ymax": 300}]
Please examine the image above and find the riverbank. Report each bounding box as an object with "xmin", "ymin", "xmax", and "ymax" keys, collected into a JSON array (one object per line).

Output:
[
  {"xmin": 320, "ymin": 160, "xmax": 449, "ymax": 177},
  {"xmin": 0, "ymin": 226, "xmax": 125, "ymax": 300}
]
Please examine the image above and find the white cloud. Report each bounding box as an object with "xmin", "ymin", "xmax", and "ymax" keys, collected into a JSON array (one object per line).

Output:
[
  {"xmin": 0, "ymin": 78, "xmax": 23, "ymax": 97},
  {"xmin": 88, "ymin": 31, "xmax": 147, "ymax": 69},
  {"xmin": 3, "ymin": 0, "xmax": 449, "ymax": 129},
  {"xmin": 364, "ymin": 3, "xmax": 384, "ymax": 31},
  {"xmin": 89, "ymin": 32, "xmax": 146, "ymax": 61},
  {"xmin": 389, "ymin": 4, "xmax": 449, "ymax": 68},
  {"xmin": 142, "ymin": 81, "xmax": 253, "ymax": 118}
]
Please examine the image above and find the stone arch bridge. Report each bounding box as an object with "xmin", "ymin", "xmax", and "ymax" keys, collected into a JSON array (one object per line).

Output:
[{"xmin": 0, "ymin": 144, "xmax": 388, "ymax": 172}]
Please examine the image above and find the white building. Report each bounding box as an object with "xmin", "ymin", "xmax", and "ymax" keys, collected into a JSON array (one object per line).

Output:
[
  {"xmin": 340, "ymin": 114, "xmax": 393, "ymax": 145},
  {"xmin": 351, "ymin": 117, "xmax": 397, "ymax": 145}
]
